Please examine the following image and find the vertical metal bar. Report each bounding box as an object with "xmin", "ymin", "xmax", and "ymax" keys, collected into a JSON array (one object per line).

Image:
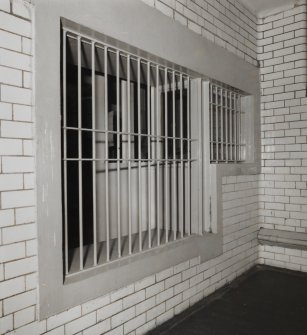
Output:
[
  {"xmin": 116, "ymin": 50, "xmax": 121, "ymax": 258},
  {"xmin": 180, "ymin": 73, "xmax": 184, "ymax": 238},
  {"xmin": 164, "ymin": 68, "xmax": 169, "ymax": 243},
  {"xmin": 187, "ymin": 77, "xmax": 191, "ymax": 236},
  {"xmin": 225, "ymin": 90, "xmax": 228, "ymax": 163},
  {"xmin": 104, "ymin": 47, "xmax": 110, "ymax": 262},
  {"xmin": 63, "ymin": 30, "xmax": 69, "ymax": 275},
  {"xmin": 230, "ymin": 92, "xmax": 233, "ymax": 162},
  {"xmin": 147, "ymin": 62, "xmax": 152, "ymax": 249},
  {"xmin": 221, "ymin": 88, "xmax": 224, "ymax": 162},
  {"xmin": 156, "ymin": 65, "xmax": 160, "ymax": 246},
  {"xmin": 127, "ymin": 55, "xmax": 132, "ymax": 255},
  {"xmin": 215, "ymin": 86, "xmax": 219, "ymax": 163},
  {"xmin": 210, "ymin": 84, "xmax": 213, "ymax": 162},
  {"xmin": 91, "ymin": 42, "xmax": 97, "ymax": 266},
  {"xmin": 238, "ymin": 94, "xmax": 241, "ymax": 161},
  {"xmin": 137, "ymin": 58, "xmax": 142, "ymax": 252},
  {"xmin": 172, "ymin": 71, "xmax": 177, "ymax": 241},
  {"xmin": 233, "ymin": 94, "xmax": 237, "ymax": 162},
  {"xmin": 77, "ymin": 36, "xmax": 83, "ymax": 270}
]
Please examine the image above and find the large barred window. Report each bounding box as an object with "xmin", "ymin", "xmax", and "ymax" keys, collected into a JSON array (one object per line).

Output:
[{"xmin": 62, "ymin": 28, "xmax": 195, "ymax": 275}]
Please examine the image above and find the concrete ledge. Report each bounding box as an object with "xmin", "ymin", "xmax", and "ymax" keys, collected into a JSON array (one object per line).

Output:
[{"xmin": 258, "ymin": 228, "xmax": 307, "ymax": 250}]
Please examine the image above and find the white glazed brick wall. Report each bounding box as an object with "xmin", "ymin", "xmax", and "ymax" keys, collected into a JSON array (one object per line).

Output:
[
  {"xmin": 258, "ymin": 5, "xmax": 307, "ymax": 233},
  {"xmin": 0, "ymin": 1, "xmax": 260, "ymax": 335},
  {"xmin": 140, "ymin": 0, "xmax": 258, "ymax": 66},
  {"xmin": 258, "ymin": 4, "xmax": 307, "ymax": 269}
]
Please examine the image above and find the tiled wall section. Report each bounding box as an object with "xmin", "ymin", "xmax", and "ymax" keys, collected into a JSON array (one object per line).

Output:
[
  {"xmin": 258, "ymin": 245, "xmax": 307, "ymax": 272},
  {"xmin": 258, "ymin": 5, "xmax": 307, "ymax": 233},
  {"xmin": 0, "ymin": 0, "xmax": 259, "ymax": 334},
  {"xmin": 258, "ymin": 5, "xmax": 307, "ymax": 268},
  {"xmin": 140, "ymin": 0, "xmax": 258, "ymax": 66}
]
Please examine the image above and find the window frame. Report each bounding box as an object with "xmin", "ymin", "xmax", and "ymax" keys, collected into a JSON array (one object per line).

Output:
[{"xmin": 35, "ymin": 0, "xmax": 260, "ymax": 319}]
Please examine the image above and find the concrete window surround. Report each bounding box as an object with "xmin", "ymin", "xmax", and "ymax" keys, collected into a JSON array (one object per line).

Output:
[{"xmin": 34, "ymin": 0, "xmax": 260, "ymax": 319}]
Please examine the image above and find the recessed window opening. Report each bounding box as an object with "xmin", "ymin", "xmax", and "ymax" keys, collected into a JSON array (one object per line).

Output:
[
  {"xmin": 62, "ymin": 29, "xmax": 194, "ymax": 276},
  {"xmin": 209, "ymin": 83, "xmax": 245, "ymax": 163}
]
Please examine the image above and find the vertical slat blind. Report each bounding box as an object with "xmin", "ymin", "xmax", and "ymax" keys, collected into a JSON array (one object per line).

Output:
[
  {"xmin": 62, "ymin": 29, "xmax": 194, "ymax": 274},
  {"xmin": 209, "ymin": 83, "xmax": 245, "ymax": 163}
]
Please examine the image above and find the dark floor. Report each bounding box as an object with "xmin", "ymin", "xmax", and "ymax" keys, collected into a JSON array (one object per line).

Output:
[{"xmin": 149, "ymin": 265, "xmax": 307, "ymax": 335}]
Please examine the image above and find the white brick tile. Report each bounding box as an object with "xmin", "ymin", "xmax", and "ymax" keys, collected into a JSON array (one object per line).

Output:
[
  {"xmin": 4, "ymin": 289, "xmax": 36, "ymax": 315},
  {"xmin": 0, "ymin": 209, "xmax": 14, "ymax": 228},
  {"xmin": 65, "ymin": 312, "xmax": 96, "ymax": 335},
  {"xmin": 4, "ymin": 255, "xmax": 37, "ymax": 279},
  {"xmin": 25, "ymin": 272, "xmax": 37, "ymax": 290},
  {"xmin": 1, "ymin": 85, "xmax": 31, "ymax": 104},
  {"xmin": 2, "ymin": 222, "xmax": 36, "ymax": 243},
  {"xmin": 0, "ymin": 0, "xmax": 10, "ymax": 12},
  {"xmin": 0, "ymin": 138, "xmax": 22, "ymax": 155},
  {"xmin": 0, "ymin": 276, "xmax": 25, "ymax": 299},
  {"xmin": 14, "ymin": 305, "xmax": 35, "ymax": 328},
  {"xmin": 97, "ymin": 300, "xmax": 123, "ymax": 322},
  {"xmin": 0, "ymin": 242, "xmax": 25, "ymax": 263},
  {"xmin": 15, "ymin": 206, "xmax": 35, "ymax": 225},
  {"xmin": 0, "ymin": 173, "xmax": 23, "ymax": 191},
  {"xmin": 0, "ymin": 101, "xmax": 12, "ymax": 119},
  {"xmin": 0, "ymin": 11, "xmax": 31, "ymax": 37},
  {"xmin": 134, "ymin": 275, "xmax": 155, "ymax": 291},
  {"xmin": 123, "ymin": 290, "xmax": 145, "ymax": 309},
  {"xmin": 12, "ymin": 1, "xmax": 31, "ymax": 19},
  {"xmin": 156, "ymin": 267, "xmax": 173, "ymax": 282},
  {"xmin": 82, "ymin": 294, "xmax": 110, "ymax": 315},
  {"xmin": 146, "ymin": 302, "xmax": 165, "ymax": 321},
  {"xmin": 47, "ymin": 306, "xmax": 82, "ymax": 331},
  {"xmin": 111, "ymin": 306, "xmax": 135, "ymax": 328},
  {"xmin": 83, "ymin": 319, "xmax": 111, "ymax": 335},
  {"xmin": 0, "ymin": 314, "xmax": 13, "ymax": 334},
  {"xmin": 145, "ymin": 281, "xmax": 164, "ymax": 298},
  {"xmin": 26, "ymin": 239, "xmax": 37, "ymax": 256},
  {"xmin": 111, "ymin": 284, "xmax": 134, "ymax": 302},
  {"xmin": 124, "ymin": 313, "xmax": 146, "ymax": 334},
  {"xmin": 13, "ymin": 104, "xmax": 32, "ymax": 122},
  {"xmin": 44, "ymin": 326, "xmax": 65, "ymax": 335},
  {"xmin": 135, "ymin": 296, "xmax": 155, "ymax": 316},
  {"xmin": 7, "ymin": 321, "xmax": 46, "ymax": 335},
  {"xmin": 0, "ymin": 65, "xmax": 22, "ymax": 86},
  {"xmin": 105, "ymin": 325, "xmax": 123, "ymax": 335},
  {"xmin": 1, "ymin": 120, "xmax": 32, "ymax": 139},
  {"xmin": 2, "ymin": 156, "xmax": 34, "ymax": 173}
]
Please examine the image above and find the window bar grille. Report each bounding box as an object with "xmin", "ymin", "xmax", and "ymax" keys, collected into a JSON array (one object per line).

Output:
[
  {"xmin": 229, "ymin": 91, "xmax": 233, "ymax": 162},
  {"xmin": 137, "ymin": 58, "xmax": 142, "ymax": 252},
  {"xmin": 127, "ymin": 55, "xmax": 132, "ymax": 255},
  {"xmin": 92, "ymin": 41, "xmax": 97, "ymax": 266},
  {"xmin": 210, "ymin": 84, "xmax": 213, "ymax": 163},
  {"xmin": 156, "ymin": 65, "xmax": 160, "ymax": 246},
  {"xmin": 187, "ymin": 77, "xmax": 191, "ymax": 236},
  {"xmin": 220, "ymin": 88, "xmax": 224, "ymax": 161},
  {"xmin": 63, "ymin": 30, "xmax": 69, "ymax": 275},
  {"xmin": 172, "ymin": 71, "xmax": 177, "ymax": 241},
  {"xmin": 215, "ymin": 85, "xmax": 219, "ymax": 163},
  {"xmin": 147, "ymin": 62, "xmax": 152, "ymax": 249},
  {"xmin": 233, "ymin": 94, "xmax": 238, "ymax": 161},
  {"xmin": 238, "ymin": 94, "xmax": 241, "ymax": 161},
  {"xmin": 164, "ymin": 68, "xmax": 169, "ymax": 243},
  {"xmin": 104, "ymin": 46, "xmax": 110, "ymax": 262},
  {"xmin": 116, "ymin": 50, "xmax": 121, "ymax": 258},
  {"xmin": 62, "ymin": 29, "xmax": 197, "ymax": 273},
  {"xmin": 180, "ymin": 73, "xmax": 184, "ymax": 238},
  {"xmin": 77, "ymin": 36, "xmax": 83, "ymax": 271},
  {"xmin": 225, "ymin": 89, "xmax": 229, "ymax": 163}
]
